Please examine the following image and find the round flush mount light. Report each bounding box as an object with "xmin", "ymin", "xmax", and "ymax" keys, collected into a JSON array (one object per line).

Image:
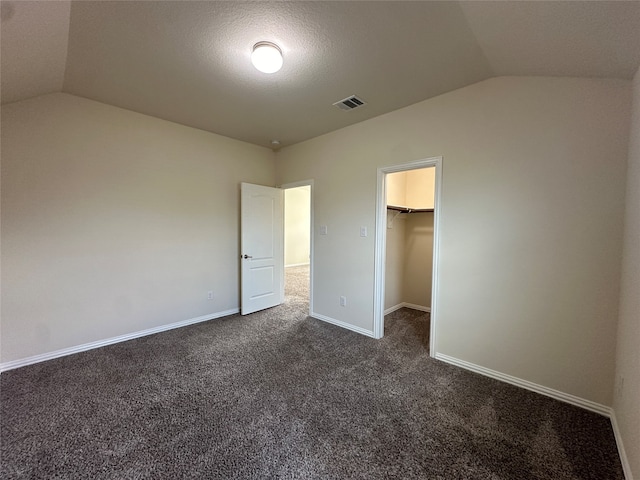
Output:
[{"xmin": 251, "ymin": 42, "xmax": 283, "ymax": 73}]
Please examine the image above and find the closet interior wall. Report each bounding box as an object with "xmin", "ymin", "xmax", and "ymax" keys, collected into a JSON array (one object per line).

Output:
[{"xmin": 384, "ymin": 169, "xmax": 435, "ymax": 312}]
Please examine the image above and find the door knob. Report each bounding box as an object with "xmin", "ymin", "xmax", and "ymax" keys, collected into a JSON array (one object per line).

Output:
[{"xmin": 243, "ymin": 254, "xmax": 253, "ymax": 259}]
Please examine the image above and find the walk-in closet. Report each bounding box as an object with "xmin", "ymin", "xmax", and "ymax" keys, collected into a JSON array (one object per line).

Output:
[{"xmin": 385, "ymin": 167, "xmax": 435, "ymax": 314}]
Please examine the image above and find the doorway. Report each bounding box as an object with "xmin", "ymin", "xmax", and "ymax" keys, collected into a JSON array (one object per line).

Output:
[
  {"xmin": 282, "ymin": 181, "xmax": 313, "ymax": 315},
  {"xmin": 373, "ymin": 158, "xmax": 442, "ymax": 356}
]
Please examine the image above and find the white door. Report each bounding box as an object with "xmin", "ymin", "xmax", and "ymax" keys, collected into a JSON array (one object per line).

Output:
[{"xmin": 240, "ymin": 182, "xmax": 284, "ymax": 315}]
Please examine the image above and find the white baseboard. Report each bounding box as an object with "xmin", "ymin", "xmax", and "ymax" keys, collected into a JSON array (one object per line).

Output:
[
  {"xmin": 310, "ymin": 312, "xmax": 375, "ymax": 338},
  {"xmin": 384, "ymin": 302, "xmax": 431, "ymax": 315},
  {"xmin": 384, "ymin": 304, "xmax": 405, "ymax": 315},
  {"xmin": 610, "ymin": 410, "xmax": 633, "ymax": 480},
  {"xmin": 434, "ymin": 353, "xmax": 611, "ymax": 417},
  {"xmin": 0, "ymin": 308, "xmax": 239, "ymax": 373},
  {"xmin": 285, "ymin": 263, "xmax": 310, "ymax": 268},
  {"xmin": 402, "ymin": 303, "xmax": 431, "ymax": 313}
]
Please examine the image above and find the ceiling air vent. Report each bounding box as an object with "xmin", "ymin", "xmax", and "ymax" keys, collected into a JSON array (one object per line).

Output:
[{"xmin": 333, "ymin": 95, "xmax": 366, "ymax": 111}]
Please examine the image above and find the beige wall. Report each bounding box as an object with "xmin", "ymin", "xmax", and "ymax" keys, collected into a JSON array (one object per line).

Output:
[
  {"xmin": 276, "ymin": 76, "xmax": 630, "ymax": 406},
  {"xmin": 403, "ymin": 212, "xmax": 434, "ymax": 307},
  {"xmin": 385, "ymin": 213, "xmax": 434, "ymax": 311},
  {"xmin": 386, "ymin": 171, "xmax": 407, "ymax": 207},
  {"xmin": 384, "ymin": 212, "xmax": 406, "ymax": 310},
  {"xmin": 1, "ymin": 93, "xmax": 275, "ymax": 363},
  {"xmin": 284, "ymin": 185, "xmax": 310, "ymax": 266},
  {"xmin": 387, "ymin": 168, "xmax": 435, "ymax": 209},
  {"xmin": 614, "ymin": 65, "xmax": 640, "ymax": 479},
  {"xmin": 406, "ymin": 168, "xmax": 436, "ymax": 210}
]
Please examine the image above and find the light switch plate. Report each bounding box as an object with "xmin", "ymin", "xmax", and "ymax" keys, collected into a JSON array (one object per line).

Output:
[{"xmin": 320, "ymin": 225, "xmax": 328, "ymax": 235}]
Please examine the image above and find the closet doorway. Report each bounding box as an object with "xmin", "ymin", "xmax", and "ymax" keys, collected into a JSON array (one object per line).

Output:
[
  {"xmin": 282, "ymin": 181, "xmax": 313, "ymax": 315},
  {"xmin": 373, "ymin": 158, "xmax": 442, "ymax": 355}
]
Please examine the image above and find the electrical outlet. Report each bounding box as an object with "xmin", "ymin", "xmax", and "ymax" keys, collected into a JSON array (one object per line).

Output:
[
  {"xmin": 340, "ymin": 296, "xmax": 347, "ymax": 307},
  {"xmin": 207, "ymin": 291, "xmax": 214, "ymax": 300}
]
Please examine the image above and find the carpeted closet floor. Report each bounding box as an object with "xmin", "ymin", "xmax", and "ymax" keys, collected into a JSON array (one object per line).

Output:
[{"xmin": 1, "ymin": 265, "xmax": 624, "ymax": 479}]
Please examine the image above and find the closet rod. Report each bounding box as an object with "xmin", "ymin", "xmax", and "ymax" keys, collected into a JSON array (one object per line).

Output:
[{"xmin": 386, "ymin": 205, "xmax": 434, "ymax": 213}]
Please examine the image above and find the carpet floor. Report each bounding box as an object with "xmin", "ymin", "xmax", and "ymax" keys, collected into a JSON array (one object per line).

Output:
[{"xmin": 1, "ymin": 266, "xmax": 624, "ymax": 479}]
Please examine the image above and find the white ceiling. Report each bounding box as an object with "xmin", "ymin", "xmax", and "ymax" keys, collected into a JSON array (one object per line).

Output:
[
  {"xmin": 0, "ymin": 1, "xmax": 70, "ymax": 104},
  {"xmin": 2, "ymin": 1, "xmax": 639, "ymax": 148}
]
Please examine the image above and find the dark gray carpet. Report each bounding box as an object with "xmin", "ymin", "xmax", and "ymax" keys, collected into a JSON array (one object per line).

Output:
[{"xmin": 1, "ymin": 266, "xmax": 624, "ymax": 479}]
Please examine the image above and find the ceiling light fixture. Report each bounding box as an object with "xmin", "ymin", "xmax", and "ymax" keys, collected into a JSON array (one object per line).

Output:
[{"xmin": 251, "ymin": 42, "xmax": 283, "ymax": 74}]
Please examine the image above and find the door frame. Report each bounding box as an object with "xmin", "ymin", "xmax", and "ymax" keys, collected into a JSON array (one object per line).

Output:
[
  {"xmin": 280, "ymin": 179, "xmax": 314, "ymax": 316},
  {"xmin": 373, "ymin": 157, "xmax": 443, "ymax": 356}
]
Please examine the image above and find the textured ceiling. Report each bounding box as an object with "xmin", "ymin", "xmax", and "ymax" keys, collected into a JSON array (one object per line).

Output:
[
  {"xmin": 2, "ymin": 1, "xmax": 639, "ymax": 148},
  {"xmin": 460, "ymin": 1, "xmax": 640, "ymax": 79},
  {"xmin": 0, "ymin": 1, "xmax": 70, "ymax": 104}
]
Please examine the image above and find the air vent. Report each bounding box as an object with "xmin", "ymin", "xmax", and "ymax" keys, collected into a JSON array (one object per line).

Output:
[{"xmin": 333, "ymin": 95, "xmax": 367, "ymax": 111}]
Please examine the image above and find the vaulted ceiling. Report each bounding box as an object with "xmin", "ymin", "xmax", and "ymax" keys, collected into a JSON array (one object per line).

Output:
[{"xmin": 2, "ymin": 1, "xmax": 639, "ymax": 148}]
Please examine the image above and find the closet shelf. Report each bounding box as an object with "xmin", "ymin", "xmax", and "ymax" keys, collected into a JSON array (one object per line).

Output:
[{"xmin": 387, "ymin": 205, "xmax": 434, "ymax": 213}]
